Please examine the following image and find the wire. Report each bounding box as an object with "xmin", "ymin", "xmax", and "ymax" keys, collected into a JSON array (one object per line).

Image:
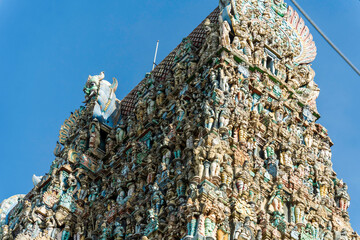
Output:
[{"xmin": 291, "ymin": 0, "xmax": 360, "ymax": 77}]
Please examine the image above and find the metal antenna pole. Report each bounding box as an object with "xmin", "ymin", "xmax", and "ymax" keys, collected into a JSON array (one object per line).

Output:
[
  {"xmin": 152, "ymin": 40, "xmax": 159, "ymax": 71},
  {"xmin": 291, "ymin": 0, "xmax": 360, "ymax": 77}
]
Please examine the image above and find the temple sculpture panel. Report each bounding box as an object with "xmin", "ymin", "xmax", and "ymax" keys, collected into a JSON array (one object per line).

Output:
[{"xmin": 0, "ymin": 0, "xmax": 357, "ymax": 239}]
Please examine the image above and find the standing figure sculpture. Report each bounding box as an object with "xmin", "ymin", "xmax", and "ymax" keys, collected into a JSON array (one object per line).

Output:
[
  {"xmin": 336, "ymin": 181, "xmax": 351, "ymax": 212},
  {"xmin": 89, "ymin": 119, "xmax": 100, "ymax": 151}
]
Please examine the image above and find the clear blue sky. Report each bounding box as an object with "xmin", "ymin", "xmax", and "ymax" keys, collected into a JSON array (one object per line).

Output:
[{"xmin": 0, "ymin": 0, "xmax": 359, "ymax": 231}]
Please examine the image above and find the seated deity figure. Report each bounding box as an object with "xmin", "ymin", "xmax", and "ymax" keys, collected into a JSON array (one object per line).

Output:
[
  {"xmin": 280, "ymin": 148, "xmax": 293, "ymax": 169},
  {"xmin": 233, "ymin": 217, "xmax": 254, "ymax": 240}
]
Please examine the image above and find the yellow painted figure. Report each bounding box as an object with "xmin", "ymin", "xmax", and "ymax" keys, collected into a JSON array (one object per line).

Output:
[{"xmin": 217, "ymin": 228, "xmax": 229, "ymax": 240}]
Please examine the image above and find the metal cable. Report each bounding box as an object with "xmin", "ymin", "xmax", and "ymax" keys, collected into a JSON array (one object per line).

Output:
[{"xmin": 291, "ymin": 0, "xmax": 360, "ymax": 77}]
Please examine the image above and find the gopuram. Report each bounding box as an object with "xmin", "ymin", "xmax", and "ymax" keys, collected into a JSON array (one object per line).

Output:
[{"xmin": 0, "ymin": 0, "xmax": 358, "ymax": 239}]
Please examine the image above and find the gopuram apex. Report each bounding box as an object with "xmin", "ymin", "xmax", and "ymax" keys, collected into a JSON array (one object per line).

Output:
[{"xmin": 0, "ymin": 0, "xmax": 358, "ymax": 239}]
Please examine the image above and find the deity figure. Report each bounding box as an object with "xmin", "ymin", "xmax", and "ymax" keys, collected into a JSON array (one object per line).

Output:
[
  {"xmin": 220, "ymin": 156, "xmax": 233, "ymax": 186},
  {"xmin": 339, "ymin": 229, "xmax": 349, "ymax": 240},
  {"xmin": 219, "ymin": 67, "xmax": 230, "ymax": 92},
  {"xmin": 174, "ymin": 62, "xmax": 186, "ymax": 86},
  {"xmin": 238, "ymin": 121, "xmax": 248, "ymax": 144},
  {"xmin": 268, "ymin": 184, "xmax": 284, "ymax": 214},
  {"xmin": 174, "ymin": 141, "xmax": 182, "ymax": 159},
  {"xmin": 176, "ymin": 100, "xmax": 186, "ymax": 122},
  {"xmin": 116, "ymin": 188, "xmax": 126, "ymax": 206},
  {"xmin": 194, "ymin": 143, "xmax": 206, "ymax": 181},
  {"xmin": 271, "ymin": 0, "xmax": 287, "ymax": 17},
  {"xmin": 274, "ymin": 108, "xmax": 284, "ymax": 123},
  {"xmin": 203, "ymin": 100, "xmax": 216, "ymax": 130},
  {"xmin": 113, "ymin": 221, "xmax": 125, "ymax": 240},
  {"xmin": 266, "ymin": 156, "xmax": 279, "ymax": 178},
  {"xmin": 136, "ymin": 100, "xmax": 146, "ymax": 122},
  {"xmin": 161, "ymin": 148, "xmax": 172, "ymax": 167},
  {"xmin": 210, "ymin": 70, "xmax": 219, "ymax": 90},
  {"xmin": 321, "ymin": 221, "xmax": 334, "ymax": 240},
  {"xmin": 184, "ymin": 198, "xmax": 200, "ymax": 239},
  {"xmin": 88, "ymin": 183, "xmax": 99, "ymax": 202},
  {"xmin": 231, "ymin": 84, "xmax": 242, "ymax": 105},
  {"xmin": 204, "ymin": 208, "xmax": 217, "ymax": 239},
  {"xmin": 319, "ymin": 141, "xmax": 332, "ymax": 163},
  {"xmin": 253, "ymin": 42, "xmax": 265, "ymax": 66},
  {"xmin": 233, "ymin": 20, "xmax": 253, "ymax": 62},
  {"xmin": 280, "ymin": 148, "xmax": 293, "ymax": 169},
  {"xmin": 264, "ymin": 142, "xmax": 276, "ymax": 160},
  {"xmin": 45, "ymin": 211, "xmax": 57, "ymax": 239},
  {"xmin": 287, "ymin": 69, "xmax": 301, "ymax": 89},
  {"xmin": 89, "ymin": 119, "xmax": 100, "ymax": 151},
  {"xmin": 199, "ymin": 19, "xmax": 220, "ymax": 64},
  {"xmin": 292, "ymin": 188, "xmax": 306, "ymax": 224},
  {"xmin": 256, "ymin": 230, "xmax": 262, "ymax": 240},
  {"xmin": 156, "ymin": 88, "xmax": 165, "ymax": 106},
  {"xmin": 99, "ymin": 222, "xmax": 111, "ymax": 240},
  {"xmin": 1, "ymin": 225, "xmax": 13, "ymax": 240},
  {"xmin": 217, "ymin": 217, "xmax": 230, "ymax": 240},
  {"xmin": 185, "ymin": 131, "xmax": 194, "ymax": 149},
  {"xmin": 146, "ymin": 94, "xmax": 156, "ymax": 116},
  {"xmin": 74, "ymin": 221, "xmax": 85, "ymax": 240},
  {"xmin": 220, "ymin": 20, "xmax": 231, "ymax": 49},
  {"xmin": 106, "ymin": 129, "xmax": 116, "ymax": 154},
  {"xmin": 78, "ymin": 129, "xmax": 88, "ymax": 152},
  {"xmin": 234, "ymin": 177, "xmax": 246, "ymax": 197},
  {"xmin": 61, "ymin": 222, "xmax": 72, "ymax": 240},
  {"xmin": 67, "ymin": 173, "xmax": 78, "ymax": 192},
  {"xmin": 78, "ymin": 175, "xmax": 89, "ymax": 200},
  {"xmin": 210, "ymin": 157, "xmax": 221, "ymax": 179},
  {"xmin": 219, "ymin": 104, "xmax": 231, "ymax": 129},
  {"xmin": 336, "ymin": 181, "xmax": 351, "ymax": 212},
  {"xmin": 233, "ymin": 217, "xmax": 254, "ymax": 240},
  {"xmin": 151, "ymin": 183, "xmax": 164, "ymax": 215}
]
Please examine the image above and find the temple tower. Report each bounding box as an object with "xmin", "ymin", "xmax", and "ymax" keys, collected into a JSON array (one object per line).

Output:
[{"xmin": 1, "ymin": 0, "xmax": 358, "ymax": 240}]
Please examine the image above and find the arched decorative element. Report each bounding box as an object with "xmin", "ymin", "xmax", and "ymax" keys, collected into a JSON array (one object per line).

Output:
[
  {"xmin": 59, "ymin": 108, "xmax": 84, "ymax": 145},
  {"xmin": 0, "ymin": 195, "xmax": 25, "ymax": 226},
  {"xmin": 287, "ymin": 5, "xmax": 317, "ymax": 64}
]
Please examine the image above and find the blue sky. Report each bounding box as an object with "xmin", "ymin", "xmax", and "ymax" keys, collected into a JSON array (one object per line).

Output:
[{"xmin": 0, "ymin": 0, "xmax": 359, "ymax": 231}]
